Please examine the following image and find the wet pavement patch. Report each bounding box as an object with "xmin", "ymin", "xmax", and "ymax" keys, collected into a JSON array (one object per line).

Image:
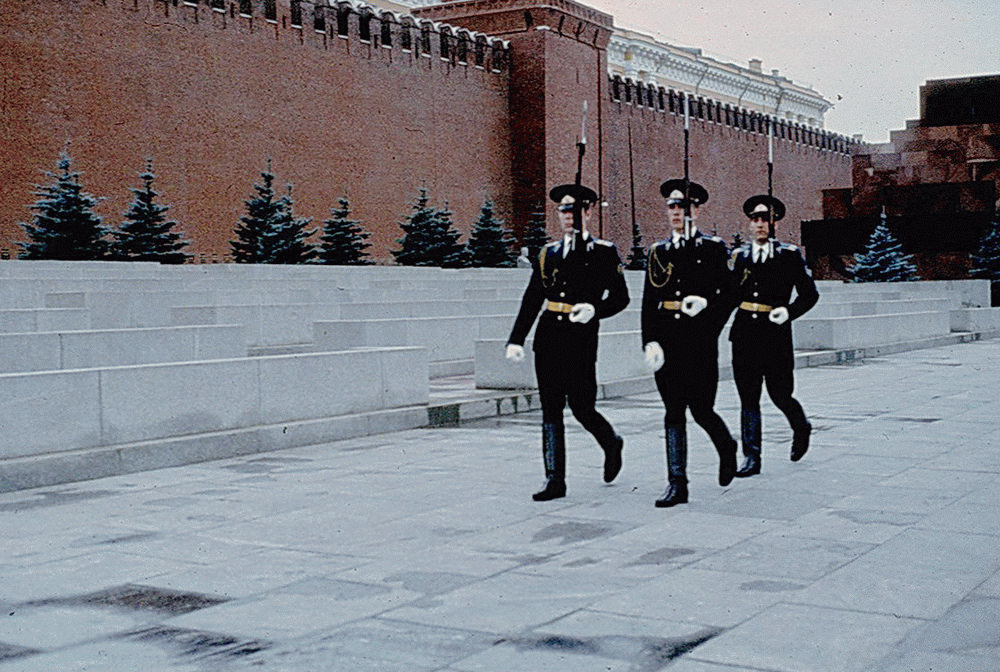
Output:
[
  {"xmin": 117, "ymin": 625, "xmax": 269, "ymax": 660},
  {"xmin": 498, "ymin": 628, "xmax": 723, "ymax": 671},
  {"xmin": 531, "ymin": 521, "xmax": 617, "ymax": 545},
  {"xmin": 627, "ymin": 547, "xmax": 697, "ymax": 565},
  {"xmin": 740, "ymin": 579, "xmax": 806, "ymax": 592},
  {"xmin": 564, "ymin": 557, "xmax": 601, "ymax": 567},
  {"xmin": 0, "ymin": 641, "xmax": 40, "ymax": 663},
  {"xmin": 97, "ymin": 531, "xmax": 160, "ymax": 546},
  {"xmin": 0, "ymin": 489, "xmax": 116, "ymax": 512},
  {"xmin": 29, "ymin": 584, "xmax": 229, "ymax": 615},
  {"xmin": 219, "ymin": 456, "xmax": 316, "ymax": 474},
  {"xmin": 382, "ymin": 571, "xmax": 478, "ymax": 595}
]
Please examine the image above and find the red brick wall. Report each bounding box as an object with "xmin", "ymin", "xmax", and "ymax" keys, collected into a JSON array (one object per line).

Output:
[
  {"xmin": 0, "ymin": 0, "xmax": 512, "ymax": 261},
  {"xmin": 417, "ymin": 0, "xmax": 614, "ymax": 242},
  {"xmin": 602, "ymin": 97, "xmax": 852, "ymax": 251},
  {"xmin": 1, "ymin": 0, "xmax": 851, "ymax": 262}
]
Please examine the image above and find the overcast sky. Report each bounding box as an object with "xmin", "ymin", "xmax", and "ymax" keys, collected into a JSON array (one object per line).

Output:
[{"xmin": 583, "ymin": 0, "xmax": 1000, "ymax": 143}]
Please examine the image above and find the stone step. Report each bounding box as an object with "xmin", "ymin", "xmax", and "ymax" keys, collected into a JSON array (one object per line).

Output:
[{"xmin": 0, "ymin": 325, "xmax": 247, "ymax": 373}]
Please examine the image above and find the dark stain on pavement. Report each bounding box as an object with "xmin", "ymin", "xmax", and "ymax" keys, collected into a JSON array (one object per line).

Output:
[
  {"xmin": 627, "ymin": 547, "xmax": 697, "ymax": 565},
  {"xmin": 118, "ymin": 625, "xmax": 270, "ymax": 660},
  {"xmin": 0, "ymin": 642, "xmax": 40, "ymax": 663},
  {"xmin": 382, "ymin": 570, "xmax": 478, "ymax": 595},
  {"xmin": 28, "ymin": 584, "xmax": 228, "ymax": 615},
  {"xmin": 498, "ymin": 628, "xmax": 723, "ymax": 670},
  {"xmin": 0, "ymin": 489, "xmax": 116, "ymax": 512},
  {"xmin": 531, "ymin": 521, "xmax": 616, "ymax": 545}
]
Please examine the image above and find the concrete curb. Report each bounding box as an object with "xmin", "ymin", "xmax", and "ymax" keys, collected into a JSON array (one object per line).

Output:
[
  {"xmin": 427, "ymin": 329, "xmax": 1000, "ymax": 426},
  {"xmin": 0, "ymin": 406, "xmax": 427, "ymax": 494}
]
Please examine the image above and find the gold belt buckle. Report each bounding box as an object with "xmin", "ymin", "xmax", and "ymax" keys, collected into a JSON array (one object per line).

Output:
[{"xmin": 545, "ymin": 301, "xmax": 574, "ymax": 313}]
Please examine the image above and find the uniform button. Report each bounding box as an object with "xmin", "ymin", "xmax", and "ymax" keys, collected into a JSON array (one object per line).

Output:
[
  {"xmin": 753, "ymin": 291, "xmax": 759, "ymax": 297},
  {"xmin": 675, "ymin": 291, "xmax": 681, "ymax": 297},
  {"xmin": 697, "ymin": 259, "xmax": 701, "ymax": 263},
  {"xmin": 557, "ymin": 315, "xmax": 563, "ymax": 321},
  {"xmin": 674, "ymin": 313, "xmax": 681, "ymax": 320},
  {"xmin": 560, "ymin": 292, "xmax": 565, "ymax": 297},
  {"xmin": 752, "ymin": 314, "xmax": 758, "ymax": 319}
]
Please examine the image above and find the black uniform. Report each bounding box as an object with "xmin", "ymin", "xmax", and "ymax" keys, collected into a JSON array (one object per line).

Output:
[
  {"xmin": 507, "ymin": 234, "xmax": 630, "ymax": 499},
  {"xmin": 642, "ymin": 229, "xmax": 737, "ymax": 505},
  {"xmin": 729, "ymin": 240, "xmax": 819, "ymax": 472}
]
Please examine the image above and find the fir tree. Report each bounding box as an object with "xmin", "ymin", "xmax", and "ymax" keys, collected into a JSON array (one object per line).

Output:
[
  {"xmin": 111, "ymin": 159, "xmax": 191, "ymax": 263},
  {"xmin": 18, "ymin": 151, "xmax": 111, "ymax": 260},
  {"xmin": 435, "ymin": 202, "xmax": 472, "ymax": 268},
  {"xmin": 970, "ymin": 215, "xmax": 1000, "ymax": 283},
  {"xmin": 317, "ymin": 196, "xmax": 372, "ymax": 265},
  {"xmin": 850, "ymin": 208, "xmax": 919, "ymax": 282},
  {"xmin": 467, "ymin": 198, "xmax": 517, "ymax": 267},
  {"xmin": 522, "ymin": 203, "xmax": 550, "ymax": 259},
  {"xmin": 392, "ymin": 188, "xmax": 469, "ymax": 267},
  {"xmin": 231, "ymin": 162, "xmax": 316, "ymax": 264}
]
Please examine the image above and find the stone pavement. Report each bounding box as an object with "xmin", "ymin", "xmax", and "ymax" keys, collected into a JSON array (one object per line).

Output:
[{"xmin": 1, "ymin": 339, "xmax": 998, "ymax": 671}]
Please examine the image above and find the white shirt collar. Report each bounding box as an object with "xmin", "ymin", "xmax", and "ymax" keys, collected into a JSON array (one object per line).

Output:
[
  {"xmin": 752, "ymin": 240, "xmax": 773, "ymax": 262},
  {"xmin": 670, "ymin": 225, "xmax": 698, "ymax": 247},
  {"xmin": 562, "ymin": 230, "xmax": 591, "ymax": 256}
]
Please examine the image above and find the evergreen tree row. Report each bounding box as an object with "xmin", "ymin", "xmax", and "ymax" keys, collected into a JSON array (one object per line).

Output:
[
  {"xmin": 18, "ymin": 153, "xmax": 191, "ymax": 263},
  {"xmin": 16, "ymin": 153, "xmax": 1000, "ymax": 280},
  {"xmin": 17, "ymin": 153, "xmax": 533, "ymax": 267}
]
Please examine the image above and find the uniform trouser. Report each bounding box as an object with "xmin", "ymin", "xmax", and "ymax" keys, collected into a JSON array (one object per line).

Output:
[
  {"xmin": 732, "ymin": 338, "xmax": 809, "ymax": 454},
  {"xmin": 653, "ymin": 350, "xmax": 733, "ymax": 482},
  {"xmin": 534, "ymin": 345, "xmax": 617, "ymax": 449}
]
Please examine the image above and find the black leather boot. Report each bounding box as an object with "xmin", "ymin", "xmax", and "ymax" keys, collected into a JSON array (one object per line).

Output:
[
  {"xmin": 716, "ymin": 436, "xmax": 738, "ymax": 487},
  {"xmin": 601, "ymin": 433, "xmax": 623, "ymax": 483},
  {"xmin": 791, "ymin": 421, "xmax": 811, "ymax": 462},
  {"xmin": 736, "ymin": 409, "xmax": 762, "ymax": 477},
  {"xmin": 655, "ymin": 424, "xmax": 688, "ymax": 507},
  {"xmin": 533, "ymin": 422, "xmax": 566, "ymax": 501}
]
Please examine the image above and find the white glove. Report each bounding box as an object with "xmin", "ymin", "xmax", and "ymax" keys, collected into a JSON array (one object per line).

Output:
[
  {"xmin": 568, "ymin": 302, "xmax": 596, "ymax": 324},
  {"xmin": 681, "ymin": 295, "xmax": 708, "ymax": 317},
  {"xmin": 643, "ymin": 342, "xmax": 665, "ymax": 372},
  {"xmin": 769, "ymin": 306, "xmax": 790, "ymax": 325},
  {"xmin": 505, "ymin": 343, "xmax": 525, "ymax": 362}
]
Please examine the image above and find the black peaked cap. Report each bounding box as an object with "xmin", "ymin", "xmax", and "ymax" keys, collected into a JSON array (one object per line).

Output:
[
  {"xmin": 659, "ymin": 178, "xmax": 709, "ymax": 205},
  {"xmin": 742, "ymin": 194, "xmax": 786, "ymax": 221},
  {"xmin": 549, "ymin": 184, "xmax": 598, "ymax": 205}
]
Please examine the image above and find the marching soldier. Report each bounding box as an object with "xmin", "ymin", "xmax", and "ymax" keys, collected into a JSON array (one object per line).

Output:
[
  {"xmin": 641, "ymin": 179, "xmax": 737, "ymax": 508},
  {"xmin": 505, "ymin": 184, "xmax": 630, "ymax": 501},
  {"xmin": 729, "ymin": 195, "xmax": 819, "ymax": 477}
]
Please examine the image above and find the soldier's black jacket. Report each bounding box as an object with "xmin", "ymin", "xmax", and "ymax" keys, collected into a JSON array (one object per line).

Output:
[
  {"xmin": 641, "ymin": 231, "xmax": 733, "ymax": 348},
  {"xmin": 507, "ymin": 236, "xmax": 629, "ymax": 355},
  {"xmin": 728, "ymin": 240, "xmax": 819, "ymax": 343}
]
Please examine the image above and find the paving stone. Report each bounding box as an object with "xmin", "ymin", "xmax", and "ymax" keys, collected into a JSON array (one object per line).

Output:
[{"xmin": 0, "ymin": 338, "xmax": 998, "ymax": 671}]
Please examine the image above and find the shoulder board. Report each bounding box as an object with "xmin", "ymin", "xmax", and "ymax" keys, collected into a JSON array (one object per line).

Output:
[
  {"xmin": 594, "ymin": 238, "xmax": 614, "ymax": 247},
  {"xmin": 776, "ymin": 242, "xmax": 801, "ymax": 253},
  {"xmin": 731, "ymin": 246, "xmax": 750, "ymax": 260},
  {"xmin": 701, "ymin": 234, "xmax": 724, "ymax": 244},
  {"xmin": 543, "ymin": 240, "xmax": 560, "ymax": 250}
]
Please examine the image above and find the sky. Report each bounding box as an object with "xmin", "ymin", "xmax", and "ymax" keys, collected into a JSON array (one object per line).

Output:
[{"xmin": 583, "ymin": 0, "xmax": 1000, "ymax": 143}]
